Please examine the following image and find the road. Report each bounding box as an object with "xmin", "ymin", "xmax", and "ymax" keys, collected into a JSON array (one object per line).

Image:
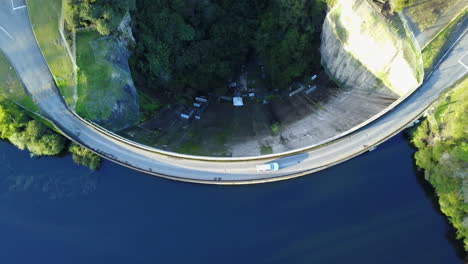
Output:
[{"xmin": 0, "ymin": 1, "xmax": 466, "ymax": 184}]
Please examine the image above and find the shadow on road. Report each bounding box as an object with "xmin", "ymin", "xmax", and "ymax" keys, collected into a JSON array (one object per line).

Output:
[{"xmin": 268, "ymin": 153, "xmax": 309, "ymax": 169}]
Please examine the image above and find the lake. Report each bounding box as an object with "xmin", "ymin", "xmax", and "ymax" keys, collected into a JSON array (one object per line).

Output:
[{"xmin": 0, "ymin": 133, "xmax": 464, "ymax": 263}]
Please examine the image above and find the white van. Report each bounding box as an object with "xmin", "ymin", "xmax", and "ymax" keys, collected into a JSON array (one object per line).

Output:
[{"xmin": 256, "ymin": 163, "xmax": 280, "ymax": 172}]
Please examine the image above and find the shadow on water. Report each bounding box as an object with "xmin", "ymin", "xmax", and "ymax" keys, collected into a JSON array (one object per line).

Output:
[
  {"xmin": 412, "ymin": 164, "xmax": 467, "ymax": 260},
  {"xmin": 403, "ymin": 131, "xmax": 467, "ymax": 260}
]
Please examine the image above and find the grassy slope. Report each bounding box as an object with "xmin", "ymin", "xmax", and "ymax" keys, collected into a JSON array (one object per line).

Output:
[
  {"xmin": 0, "ymin": 53, "xmax": 38, "ymax": 112},
  {"xmin": 406, "ymin": 0, "xmax": 460, "ymax": 31},
  {"xmin": 412, "ymin": 77, "xmax": 468, "ymax": 250},
  {"xmin": 75, "ymin": 30, "xmax": 114, "ymax": 121},
  {"xmin": 26, "ymin": 0, "xmax": 75, "ymax": 105},
  {"xmin": 422, "ymin": 10, "xmax": 467, "ymax": 72},
  {"xmin": 75, "ymin": 30, "xmax": 142, "ymax": 129}
]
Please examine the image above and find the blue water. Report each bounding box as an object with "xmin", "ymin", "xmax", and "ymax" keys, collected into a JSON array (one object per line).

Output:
[{"xmin": 0, "ymin": 133, "xmax": 463, "ymax": 264}]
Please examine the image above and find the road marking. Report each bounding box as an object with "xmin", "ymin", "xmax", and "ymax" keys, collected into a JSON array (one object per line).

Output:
[
  {"xmin": 458, "ymin": 51, "xmax": 468, "ymax": 73},
  {"xmin": 0, "ymin": 26, "xmax": 14, "ymax": 40},
  {"xmin": 11, "ymin": 0, "xmax": 26, "ymax": 10}
]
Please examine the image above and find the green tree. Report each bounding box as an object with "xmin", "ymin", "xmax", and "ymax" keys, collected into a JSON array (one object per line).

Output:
[
  {"xmin": 63, "ymin": 0, "xmax": 135, "ymax": 35},
  {"xmin": 256, "ymin": 0, "xmax": 326, "ymax": 88}
]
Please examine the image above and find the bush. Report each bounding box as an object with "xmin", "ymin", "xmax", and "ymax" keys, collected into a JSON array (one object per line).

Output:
[{"xmin": 271, "ymin": 122, "xmax": 279, "ymax": 134}]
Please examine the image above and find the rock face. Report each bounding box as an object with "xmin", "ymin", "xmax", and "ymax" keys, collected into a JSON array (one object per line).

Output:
[{"xmin": 321, "ymin": 0, "xmax": 423, "ymax": 97}]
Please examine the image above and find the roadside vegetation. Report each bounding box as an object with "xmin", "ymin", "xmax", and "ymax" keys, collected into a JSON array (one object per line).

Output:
[
  {"xmin": 74, "ymin": 30, "xmax": 114, "ymax": 121},
  {"xmin": 26, "ymin": 0, "xmax": 76, "ymax": 106},
  {"xmin": 421, "ymin": 10, "xmax": 467, "ymax": 72},
  {"xmin": 0, "ymin": 97, "xmax": 101, "ymax": 169},
  {"xmin": 0, "ymin": 55, "xmax": 101, "ymax": 169},
  {"xmin": 0, "ymin": 98, "xmax": 65, "ymax": 156},
  {"xmin": 411, "ymin": 77, "xmax": 468, "ymax": 250},
  {"xmin": 0, "ymin": 53, "xmax": 38, "ymax": 112}
]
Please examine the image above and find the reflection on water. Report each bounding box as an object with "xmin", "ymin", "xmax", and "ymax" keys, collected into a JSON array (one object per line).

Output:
[
  {"xmin": 0, "ymin": 148, "xmax": 98, "ymax": 199},
  {"xmin": 2, "ymin": 170, "xmax": 97, "ymax": 199}
]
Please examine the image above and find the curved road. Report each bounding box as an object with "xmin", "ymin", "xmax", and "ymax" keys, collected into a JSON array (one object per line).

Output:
[{"xmin": 0, "ymin": 2, "xmax": 467, "ymax": 184}]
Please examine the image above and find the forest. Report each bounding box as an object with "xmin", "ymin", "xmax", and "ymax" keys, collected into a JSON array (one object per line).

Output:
[
  {"xmin": 62, "ymin": 0, "xmax": 416, "ymax": 103},
  {"xmin": 63, "ymin": 0, "xmax": 328, "ymax": 100},
  {"xmin": 131, "ymin": 0, "xmax": 327, "ymax": 99}
]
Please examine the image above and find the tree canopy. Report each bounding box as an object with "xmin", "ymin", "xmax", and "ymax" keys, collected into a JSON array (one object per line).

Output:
[
  {"xmin": 131, "ymin": 0, "xmax": 327, "ymax": 98},
  {"xmin": 64, "ymin": 0, "xmax": 135, "ymax": 35},
  {"xmin": 0, "ymin": 99, "xmax": 65, "ymax": 156},
  {"xmin": 0, "ymin": 98, "xmax": 101, "ymax": 168}
]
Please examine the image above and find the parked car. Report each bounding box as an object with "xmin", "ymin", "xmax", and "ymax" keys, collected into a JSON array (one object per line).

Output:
[{"xmin": 256, "ymin": 163, "xmax": 280, "ymax": 172}]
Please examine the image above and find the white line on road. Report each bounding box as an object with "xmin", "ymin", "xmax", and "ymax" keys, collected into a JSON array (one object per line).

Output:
[
  {"xmin": 11, "ymin": 0, "xmax": 26, "ymax": 10},
  {"xmin": 458, "ymin": 51, "xmax": 468, "ymax": 72},
  {"xmin": 0, "ymin": 26, "xmax": 14, "ymax": 40}
]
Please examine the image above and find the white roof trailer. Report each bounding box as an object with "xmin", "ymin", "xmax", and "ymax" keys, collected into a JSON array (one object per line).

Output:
[
  {"xmin": 305, "ymin": 85, "xmax": 317, "ymax": 94},
  {"xmin": 195, "ymin": 97, "xmax": 208, "ymax": 103},
  {"xmin": 233, "ymin": 97, "xmax": 244, "ymax": 107}
]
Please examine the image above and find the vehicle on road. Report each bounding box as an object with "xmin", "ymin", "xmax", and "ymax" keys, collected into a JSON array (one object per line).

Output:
[{"xmin": 256, "ymin": 163, "xmax": 280, "ymax": 172}]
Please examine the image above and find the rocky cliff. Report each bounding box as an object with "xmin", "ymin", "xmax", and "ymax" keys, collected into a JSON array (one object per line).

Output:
[{"xmin": 321, "ymin": 0, "xmax": 423, "ymax": 97}]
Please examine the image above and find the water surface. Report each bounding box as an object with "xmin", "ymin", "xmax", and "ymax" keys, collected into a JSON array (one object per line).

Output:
[{"xmin": 0, "ymin": 133, "xmax": 463, "ymax": 263}]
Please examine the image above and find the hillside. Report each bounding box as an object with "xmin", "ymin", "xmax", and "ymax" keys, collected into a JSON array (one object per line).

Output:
[{"xmin": 321, "ymin": 0, "xmax": 423, "ymax": 96}]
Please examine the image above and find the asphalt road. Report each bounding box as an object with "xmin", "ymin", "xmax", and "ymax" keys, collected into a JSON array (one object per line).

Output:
[{"xmin": 0, "ymin": 1, "xmax": 466, "ymax": 184}]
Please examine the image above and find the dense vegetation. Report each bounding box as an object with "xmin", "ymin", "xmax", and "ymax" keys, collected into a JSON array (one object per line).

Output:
[
  {"xmin": 412, "ymin": 77, "xmax": 468, "ymax": 250},
  {"xmin": 130, "ymin": 0, "xmax": 327, "ymax": 100},
  {"xmin": 63, "ymin": 0, "xmax": 135, "ymax": 35},
  {"xmin": 0, "ymin": 98, "xmax": 101, "ymax": 169},
  {"xmin": 0, "ymin": 99, "xmax": 65, "ymax": 156}
]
